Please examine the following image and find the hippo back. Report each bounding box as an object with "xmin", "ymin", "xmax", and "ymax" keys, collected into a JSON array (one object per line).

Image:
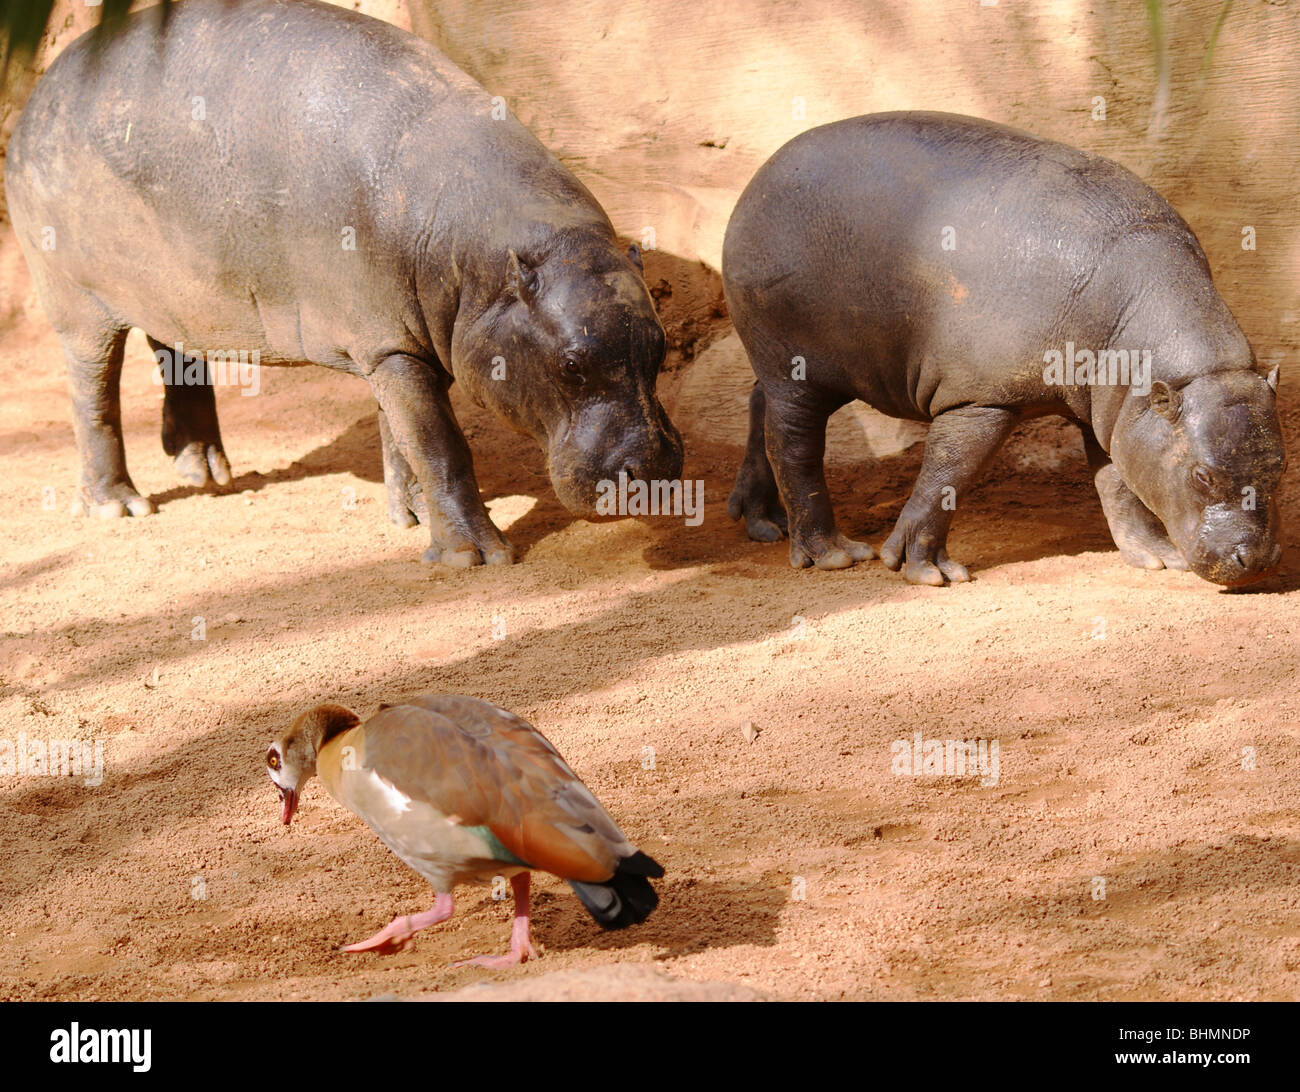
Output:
[
  {"xmin": 6, "ymin": 0, "xmax": 608, "ymax": 370},
  {"xmin": 721, "ymin": 111, "xmax": 1216, "ymax": 418}
]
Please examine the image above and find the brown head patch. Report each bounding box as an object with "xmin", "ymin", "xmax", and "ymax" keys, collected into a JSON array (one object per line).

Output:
[{"xmin": 293, "ymin": 703, "xmax": 361, "ymax": 751}]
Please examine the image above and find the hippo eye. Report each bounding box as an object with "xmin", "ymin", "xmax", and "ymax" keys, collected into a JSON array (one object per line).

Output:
[
  {"xmin": 561, "ymin": 358, "xmax": 585, "ymax": 384},
  {"xmin": 1192, "ymin": 465, "xmax": 1216, "ymax": 491}
]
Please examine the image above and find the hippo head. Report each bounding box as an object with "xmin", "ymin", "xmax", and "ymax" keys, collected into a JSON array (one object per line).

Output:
[
  {"xmin": 460, "ymin": 234, "xmax": 684, "ymax": 516},
  {"xmin": 1111, "ymin": 367, "xmax": 1284, "ymax": 586}
]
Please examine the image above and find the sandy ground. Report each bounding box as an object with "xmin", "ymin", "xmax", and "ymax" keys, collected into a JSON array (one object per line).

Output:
[{"xmin": 1, "ymin": 315, "xmax": 1299, "ymax": 1002}]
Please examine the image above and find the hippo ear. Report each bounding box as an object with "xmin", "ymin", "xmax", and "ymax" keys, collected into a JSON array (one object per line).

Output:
[
  {"xmin": 506, "ymin": 249, "xmax": 538, "ymax": 304},
  {"xmin": 1149, "ymin": 381, "xmax": 1181, "ymax": 420},
  {"xmin": 1266, "ymin": 364, "xmax": 1280, "ymax": 392},
  {"xmin": 627, "ymin": 242, "xmax": 644, "ymax": 272}
]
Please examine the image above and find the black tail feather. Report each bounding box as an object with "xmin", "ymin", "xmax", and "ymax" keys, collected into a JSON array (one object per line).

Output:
[
  {"xmin": 568, "ymin": 851, "xmax": 664, "ymax": 930},
  {"xmin": 616, "ymin": 850, "xmax": 665, "ymax": 878}
]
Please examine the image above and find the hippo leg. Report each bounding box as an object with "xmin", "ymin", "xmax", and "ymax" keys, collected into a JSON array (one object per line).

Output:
[
  {"xmin": 368, "ymin": 352, "xmax": 514, "ymax": 566},
  {"xmin": 762, "ymin": 384, "xmax": 874, "ymax": 570},
  {"xmin": 1083, "ymin": 431, "xmax": 1188, "ymax": 571},
  {"xmin": 377, "ymin": 407, "xmax": 431, "ymax": 528},
  {"xmin": 727, "ymin": 384, "xmax": 788, "ymax": 542},
  {"xmin": 880, "ymin": 405, "xmax": 1017, "ymax": 585},
  {"xmin": 61, "ymin": 323, "xmax": 156, "ymax": 518},
  {"xmin": 150, "ymin": 336, "xmax": 233, "ymax": 489}
]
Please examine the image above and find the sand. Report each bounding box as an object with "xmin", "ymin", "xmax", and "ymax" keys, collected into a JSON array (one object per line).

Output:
[{"xmin": 1, "ymin": 315, "xmax": 1297, "ymax": 1001}]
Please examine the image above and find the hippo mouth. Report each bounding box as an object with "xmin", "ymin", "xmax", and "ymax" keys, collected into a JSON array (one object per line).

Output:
[
  {"xmin": 548, "ymin": 472, "xmax": 612, "ymax": 519},
  {"xmin": 1197, "ymin": 542, "xmax": 1283, "ymax": 587},
  {"xmin": 1184, "ymin": 526, "xmax": 1283, "ymax": 588},
  {"xmin": 546, "ymin": 422, "xmax": 685, "ymax": 519}
]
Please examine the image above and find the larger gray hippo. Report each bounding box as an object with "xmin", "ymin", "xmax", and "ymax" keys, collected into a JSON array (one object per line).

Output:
[
  {"xmin": 725, "ymin": 112, "xmax": 1284, "ymax": 587},
  {"xmin": 6, "ymin": 0, "xmax": 682, "ymax": 566}
]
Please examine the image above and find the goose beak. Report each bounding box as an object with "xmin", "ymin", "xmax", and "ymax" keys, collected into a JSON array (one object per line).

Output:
[{"xmin": 278, "ymin": 786, "xmax": 298, "ymax": 826}]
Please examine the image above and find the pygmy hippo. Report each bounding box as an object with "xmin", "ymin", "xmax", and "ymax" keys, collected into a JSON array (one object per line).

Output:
[
  {"xmin": 7, "ymin": 0, "xmax": 682, "ymax": 566},
  {"xmin": 725, "ymin": 112, "xmax": 1284, "ymax": 586}
]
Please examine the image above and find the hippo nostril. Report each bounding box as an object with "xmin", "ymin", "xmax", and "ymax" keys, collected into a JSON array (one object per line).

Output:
[
  {"xmin": 1230, "ymin": 542, "xmax": 1279, "ymax": 573},
  {"xmin": 620, "ymin": 464, "xmax": 644, "ymax": 483}
]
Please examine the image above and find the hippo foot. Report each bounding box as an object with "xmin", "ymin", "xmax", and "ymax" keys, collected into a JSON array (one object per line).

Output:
[
  {"xmin": 1103, "ymin": 499, "xmax": 1189, "ymax": 571},
  {"xmin": 421, "ymin": 538, "xmax": 515, "ymax": 568},
  {"xmin": 727, "ymin": 466, "xmax": 788, "ymax": 543},
  {"xmin": 75, "ymin": 483, "xmax": 156, "ymax": 519},
  {"xmin": 387, "ymin": 480, "xmax": 430, "ymax": 530},
  {"xmin": 173, "ymin": 441, "xmax": 232, "ymax": 488},
  {"xmin": 1089, "ymin": 456, "xmax": 1189, "ymax": 572},
  {"xmin": 880, "ymin": 525, "xmax": 968, "ymax": 585},
  {"xmin": 789, "ymin": 532, "xmax": 874, "ymax": 570},
  {"xmin": 1113, "ymin": 525, "xmax": 1190, "ymax": 572}
]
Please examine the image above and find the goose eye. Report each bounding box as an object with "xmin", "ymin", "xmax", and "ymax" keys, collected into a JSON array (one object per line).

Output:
[{"xmin": 267, "ymin": 750, "xmax": 281, "ymax": 770}]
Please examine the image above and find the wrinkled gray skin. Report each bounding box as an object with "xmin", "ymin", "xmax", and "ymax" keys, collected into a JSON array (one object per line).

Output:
[
  {"xmin": 6, "ymin": 0, "xmax": 682, "ymax": 566},
  {"xmin": 725, "ymin": 112, "xmax": 1284, "ymax": 587}
]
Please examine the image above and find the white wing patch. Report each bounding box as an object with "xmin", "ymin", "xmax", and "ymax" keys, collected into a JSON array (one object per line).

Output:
[{"xmin": 363, "ymin": 769, "xmax": 413, "ymax": 815}]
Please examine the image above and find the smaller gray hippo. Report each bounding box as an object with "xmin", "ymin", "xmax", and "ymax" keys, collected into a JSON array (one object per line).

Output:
[
  {"xmin": 6, "ymin": 0, "xmax": 682, "ymax": 567},
  {"xmin": 725, "ymin": 112, "xmax": 1284, "ymax": 586}
]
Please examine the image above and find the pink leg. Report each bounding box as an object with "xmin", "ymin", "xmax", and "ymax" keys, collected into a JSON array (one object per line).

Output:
[
  {"xmin": 452, "ymin": 873, "xmax": 540, "ymax": 969},
  {"xmin": 341, "ymin": 892, "xmax": 455, "ymax": 954}
]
